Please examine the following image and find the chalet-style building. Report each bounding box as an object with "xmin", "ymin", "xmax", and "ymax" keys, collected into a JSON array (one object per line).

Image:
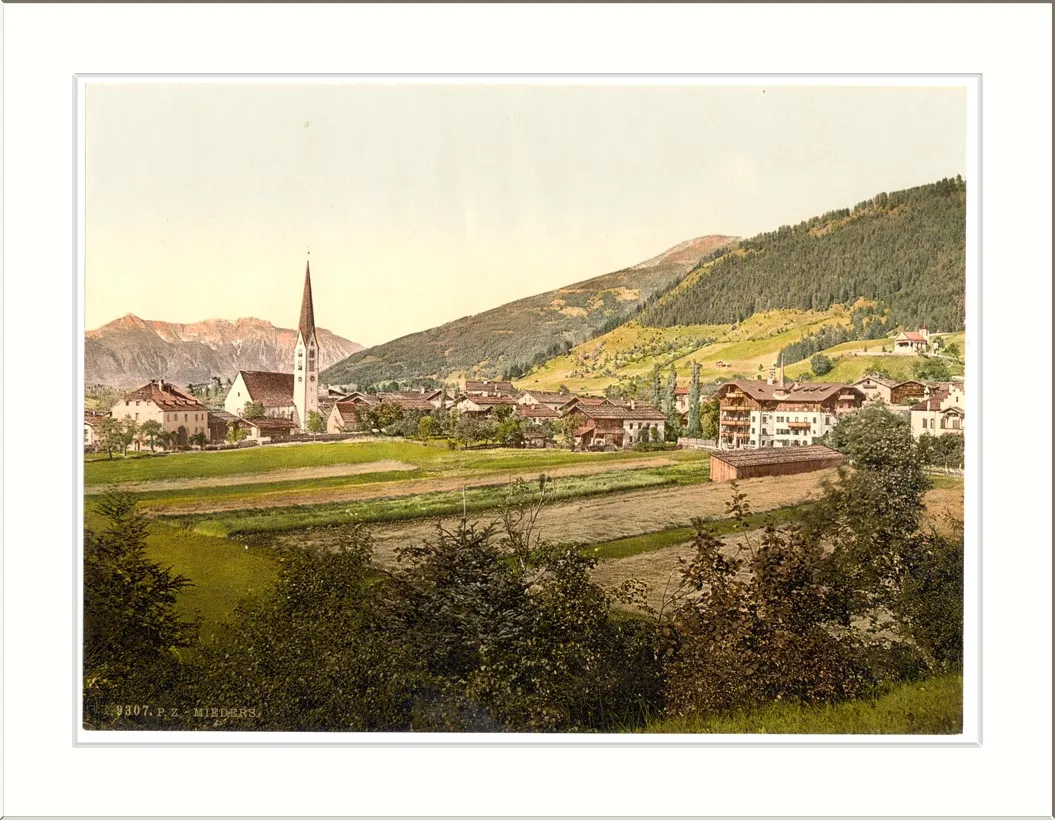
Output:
[
  {"xmin": 222, "ymin": 261, "xmax": 323, "ymax": 430},
  {"xmin": 455, "ymin": 394, "xmax": 518, "ymax": 416},
  {"xmin": 715, "ymin": 366, "xmax": 864, "ymax": 450},
  {"xmin": 893, "ymin": 325, "xmax": 930, "ymax": 355},
  {"xmin": 517, "ymin": 390, "xmax": 569, "ymax": 412},
  {"xmin": 514, "ymin": 404, "xmax": 561, "ymax": 423},
  {"xmin": 710, "ymin": 445, "xmax": 845, "ymax": 482},
  {"xmin": 559, "ymin": 395, "xmax": 615, "ymax": 414},
  {"xmin": 566, "ymin": 401, "xmax": 666, "ymax": 449},
  {"xmin": 851, "ymin": 377, "xmax": 928, "ymax": 406},
  {"xmin": 463, "ymin": 379, "xmax": 517, "ymax": 397},
  {"xmin": 325, "ymin": 394, "xmax": 379, "ymax": 434},
  {"xmin": 111, "ymin": 380, "xmax": 211, "ymax": 446},
  {"xmin": 910, "ymin": 383, "xmax": 965, "ymax": 439},
  {"xmin": 234, "ymin": 416, "xmax": 299, "ymax": 443}
]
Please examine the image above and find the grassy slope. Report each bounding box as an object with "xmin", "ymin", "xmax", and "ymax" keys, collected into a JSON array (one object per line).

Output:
[
  {"xmin": 515, "ymin": 307, "xmax": 852, "ymax": 393},
  {"xmin": 643, "ymin": 674, "xmax": 963, "ymax": 734}
]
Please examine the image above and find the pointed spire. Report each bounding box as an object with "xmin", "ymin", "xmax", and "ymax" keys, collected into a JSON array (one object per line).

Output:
[{"xmin": 298, "ymin": 259, "xmax": 316, "ymax": 342}]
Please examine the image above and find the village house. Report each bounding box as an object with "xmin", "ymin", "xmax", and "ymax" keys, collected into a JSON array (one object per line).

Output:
[
  {"xmin": 516, "ymin": 390, "xmax": 570, "ymax": 412},
  {"xmin": 674, "ymin": 386, "xmax": 691, "ymax": 415},
  {"xmin": 715, "ymin": 363, "xmax": 864, "ymax": 450},
  {"xmin": 234, "ymin": 416, "xmax": 299, "ymax": 443},
  {"xmin": 110, "ymin": 380, "xmax": 211, "ymax": 447},
  {"xmin": 566, "ymin": 400, "xmax": 666, "ymax": 449},
  {"xmin": 207, "ymin": 410, "xmax": 239, "ymax": 443},
  {"xmin": 455, "ymin": 394, "xmax": 518, "ymax": 416},
  {"xmin": 463, "ymin": 379, "xmax": 517, "ymax": 397},
  {"xmin": 514, "ymin": 404, "xmax": 561, "ymax": 424},
  {"xmin": 710, "ymin": 444, "xmax": 846, "ymax": 482},
  {"xmin": 375, "ymin": 391, "xmax": 440, "ymax": 414},
  {"xmin": 909, "ymin": 382, "xmax": 965, "ymax": 439},
  {"xmin": 892, "ymin": 324, "xmax": 930, "ymax": 355},
  {"xmin": 83, "ymin": 412, "xmax": 106, "ymax": 450},
  {"xmin": 222, "ymin": 260, "xmax": 324, "ymax": 430},
  {"xmin": 851, "ymin": 376, "xmax": 928, "ymax": 406},
  {"xmin": 558, "ymin": 395, "xmax": 615, "ymax": 414}
]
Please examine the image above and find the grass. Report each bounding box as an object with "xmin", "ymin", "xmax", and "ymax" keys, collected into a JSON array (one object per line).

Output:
[
  {"xmin": 583, "ymin": 503, "xmax": 813, "ymax": 559},
  {"xmin": 643, "ymin": 674, "xmax": 963, "ymax": 734},
  {"xmin": 165, "ymin": 461, "xmax": 712, "ymax": 537},
  {"xmin": 928, "ymin": 474, "xmax": 965, "ymax": 490},
  {"xmin": 84, "ymin": 507, "xmax": 277, "ymax": 645},
  {"xmin": 84, "ymin": 439, "xmax": 673, "ymax": 487}
]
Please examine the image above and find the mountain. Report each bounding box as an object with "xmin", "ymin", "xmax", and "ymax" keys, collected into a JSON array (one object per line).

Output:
[
  {"xmin": 516, "ymin": 178, "xmax": 967, "ymax": 397},
  {"xmin": 321, "ymin": 234, "xmax": 738, "ymax": 388},
  {"xmin": 640, "ymin": 178, "xmax": 966, "ymax": 332},
  {"xmin": 85, "ymin": 315, "xmax": 363, "ymax": 387}
]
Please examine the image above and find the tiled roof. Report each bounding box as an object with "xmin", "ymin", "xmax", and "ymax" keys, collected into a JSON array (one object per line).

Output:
[
  {"xmin": 516, "ymin": 405, "xmax": 560, "ymax": 419},
  {"xmin": 572, "ymin": 404, "xmax": 666, "ymax": 421},
  {"xmin": 84, "ymin": 412, "xmax": 107, "ymax": 427},
  {"xmin": 853, "ymin": 377, "xmax": 897, "ymax": 388},
  {"xmin": 911, "ymin": 388, "xmax": 954, "ymax": 412},
  {"xmin": 380, "ymin": 396, "xmax": 435, "ymax": 412},
  {"xmin": 333, "ymin": 402, "xmax": 362, "ymax": 424},
  {"xmin": 900, "ymin": 332, "xmax": 927, "ymax": 343},
  {"xmin": 120, "ymin": 381, "xmax": 209, "ymax": 412},
  {"xmin": 719, "ymin": 380, "xmax": 864, "ymax": 404},
  {"xmin": 459, "ymin": 395, "xmax": 517, "ymax": 406},
  {"xmin": 520, "ymin": 390, "xmax": 569, "ymax": 403},
  {"xmin": 208, "ymin": 410, "xmax": 239, "ymax": 423},
  {"xmin": 712, "ymin": 444, "xmax": 845, "ymax": 468},
  {"xmin": 238, "ymin": 371, "xmax": 295, "ymax": 407}
]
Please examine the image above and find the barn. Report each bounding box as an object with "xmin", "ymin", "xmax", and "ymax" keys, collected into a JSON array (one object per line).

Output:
[{"xmin": 710, "ymin": 444, "xmax": 845, "ymax": 481}]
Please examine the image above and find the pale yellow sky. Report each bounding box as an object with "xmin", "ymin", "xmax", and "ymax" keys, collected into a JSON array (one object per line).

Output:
[{"xmin": 85, "ymin": 82, "xmax": 966, "ymax": 346}]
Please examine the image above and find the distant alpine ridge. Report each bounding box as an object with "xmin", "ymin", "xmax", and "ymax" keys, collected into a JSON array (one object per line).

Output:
[{"xmin": 85, "ymin": 315, "xmax": 362, "ymax": 387}]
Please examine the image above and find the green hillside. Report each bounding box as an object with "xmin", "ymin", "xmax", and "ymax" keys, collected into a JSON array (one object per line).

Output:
[
  {"xmin": 322, "ymin": 235, "xmax": 737, "ymax": 388},
  {"xmin": 640, "ymin": 178, "xmax": 966, "ymax": 332}
]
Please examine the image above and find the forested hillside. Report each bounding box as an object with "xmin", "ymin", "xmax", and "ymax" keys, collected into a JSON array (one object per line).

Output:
[
  {"xmin": 322, "ymin": 235, "xmax": 736, "ymax": 388},
  {"xmin": 640, "ymin": 178, "xmax": 966, "ymax": 332}
]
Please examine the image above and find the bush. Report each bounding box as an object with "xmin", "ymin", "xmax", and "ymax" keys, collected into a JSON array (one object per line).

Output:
[{"xmin": 810, "ymin": 353, "xmax": 834, "ymax": 376}]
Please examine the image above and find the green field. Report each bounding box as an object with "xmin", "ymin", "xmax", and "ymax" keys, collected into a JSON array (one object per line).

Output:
[
  {"xmin": 643, "ymin": 674, "xmax": 963, "ymax": 734},
  {"xmin": 165, "ymin": 460, "xmax": 712, "ymax": 537},
  {"xmin": 84, "ymin": 440, "xmax": 672, "ymax": 486},
  {"xmin": 85, "ymin": 508, "xmax": 277, "ymax": 644}
]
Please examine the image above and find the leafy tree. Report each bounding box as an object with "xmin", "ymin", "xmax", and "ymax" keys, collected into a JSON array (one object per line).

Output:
[
  {"xmin": 686, "ymin": 362, "xmax": 702, "ymax": 437},
  {"xmin": 190, "ymin": 432, "xmax": 208, "ymax": 450},
  {"xmin": 663, "ymin": 484, "xmax": 869, "ymax": 718},
  {"xmin": 556, "ymin": 414, "xmax": 581, "ymax": 450},
  {"xmin": 700, "ymin": 397, "xmax": 720, "ymax": 440},
  {"xmin": 650, "ymin": 364, "xmax": 662, "ymax": 409},
  {"xmin": 94, "ymin": 416, "xmax": 123, "ymax": 460},
  {"xmin": 944, "ymin": 342, "xmax": 961, "ymax": 362},
  {"xmin": 119, "ymin": 418, "xmax": 138, "ymax": 457},
  {"xmin": 811, "ymin": 353, "xmax": 834, "ymax": 376},
  {"xmin": 361, "ymin": 402, "xmax": 404, "ymax": 435},
  {"xmin": 913, "ymin": 357, "xmax": 952, "ymax": 381},
  {"xmin": 138, "ymin": 419, "xmax": 163, "ymax": 452},
  {"xmin": 83, "ymin": 492, "xmax": 194, "ymax": 728},
  {"xmin": 225, "ymin": 423, "xmax": 247, "ymax": 445},
  {"xmin": 663, "ymin": 367, "xmax": 680, "ymax": 441},
  {"xmin": 242, "ymin": 401, "xmax": 265, "ymax": 420},
  {"xmin": 417, "ymin": 415, "xmax": 436, "ymax": 444},
  {"xmin": 306, "ymin": 410, "xmax": 326, "ymax": 440},
  {"xmin": 649, "ymin": 426, "xmax": 661, "ymax": 444}
]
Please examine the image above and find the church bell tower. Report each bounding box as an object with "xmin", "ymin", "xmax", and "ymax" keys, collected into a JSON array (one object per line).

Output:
[{"xmin": 293, "ymin": 259, "xmax": 319, "ymax": 430}]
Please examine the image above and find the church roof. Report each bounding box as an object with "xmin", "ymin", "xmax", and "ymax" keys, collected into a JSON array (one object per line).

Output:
[
  {"xmin": 299, "ymin": 260, "xmax": 316, "ymax": 342},
  {"xmin": 238, "ymin": 371, "xmax": 295, "ymax": 407}
]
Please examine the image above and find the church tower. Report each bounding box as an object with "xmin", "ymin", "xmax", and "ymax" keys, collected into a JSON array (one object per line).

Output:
[{"xmin": 292, "ymin": 259, "xmax": 319, "ymax": 430}]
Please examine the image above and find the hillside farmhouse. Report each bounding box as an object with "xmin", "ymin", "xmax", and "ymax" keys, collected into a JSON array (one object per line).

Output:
[
  {"xmin": 910, "ymin": 383, "xmax": 965, "ymax": 439},
  {"xmin": 893, "ymin": 325, "xmax": 930, "ymax": 355},
  {"xmin": 110, "ymin": 380, "xmax": 211, "ymax": 447},
  {"xmin": 715, "ymin": 362, "xmax": 865, "ymax": 450}
]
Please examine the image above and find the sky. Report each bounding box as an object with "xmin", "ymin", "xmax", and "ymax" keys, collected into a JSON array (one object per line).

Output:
[{"xmin": 85, "ymin": 81, "xmax": 966, "ymax": 347}]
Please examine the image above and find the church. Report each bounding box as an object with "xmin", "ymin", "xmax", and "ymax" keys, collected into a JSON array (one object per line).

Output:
[{"xmin": 223, "ymin": 261, "xmax": 322, "ymax": 430}]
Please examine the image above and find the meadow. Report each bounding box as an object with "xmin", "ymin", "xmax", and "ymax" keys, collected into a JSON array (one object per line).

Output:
[{"xmin": 643, "ymin": 674, "xmax": 963, "ymax": 734}]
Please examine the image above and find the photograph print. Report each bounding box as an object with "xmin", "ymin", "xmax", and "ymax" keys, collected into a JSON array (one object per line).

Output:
[{"xmin": 80, "ymin": 78, "xmax": 971, "ymax": 737}]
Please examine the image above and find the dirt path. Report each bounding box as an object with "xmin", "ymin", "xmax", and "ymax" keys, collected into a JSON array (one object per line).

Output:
[
  {"xmin": 281, "ymin": 469, "xmax": 836, "ymax": 567},
  {"xmin": 146, "ymin": 455, "xmax": 683, "ymax": 514},
  {"xmin": 86, "ymin": 460, "xmax": 419, "ymax": 495}
]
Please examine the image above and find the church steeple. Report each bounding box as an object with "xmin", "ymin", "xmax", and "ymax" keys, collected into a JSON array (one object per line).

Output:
[
  {"xmin": 292, "ymin": 257, "xmax": 319, "ymax": 430},
  {"xmin": 299, "ymin": 260, "xmax": 316, "ymax": 344}
]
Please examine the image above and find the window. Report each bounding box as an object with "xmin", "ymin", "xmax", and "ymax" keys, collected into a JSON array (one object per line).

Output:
[{"xmin": 930, "ymin": 419, "xmax": 935, "ymax": 429}]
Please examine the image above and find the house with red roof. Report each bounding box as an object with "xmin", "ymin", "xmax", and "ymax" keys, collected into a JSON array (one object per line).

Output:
[
  {"xmin": 893, "ymin": 325, "xmax": 931, "ymax": 355},
  {"xmin": 110, "ymin": 380, "xmax": 211, "ymax": 447}
]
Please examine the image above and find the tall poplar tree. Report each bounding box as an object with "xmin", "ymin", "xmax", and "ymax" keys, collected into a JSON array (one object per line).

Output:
[{"xmin": 687, "ymin": 361, "xmax": 702, "ymax": 437}]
